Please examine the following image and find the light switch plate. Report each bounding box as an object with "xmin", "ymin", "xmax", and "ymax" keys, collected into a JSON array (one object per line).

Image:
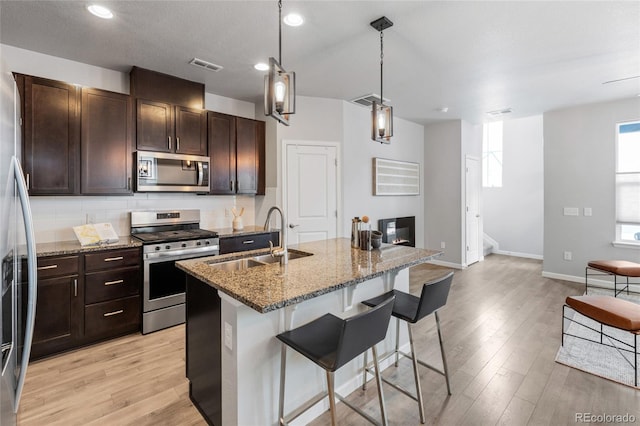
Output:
[{"xmin": 563, "ymin": 207, "xmax": 579, "ymax": 216}]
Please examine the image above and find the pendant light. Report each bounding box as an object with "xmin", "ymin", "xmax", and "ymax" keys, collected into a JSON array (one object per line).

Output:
[
  {"xmin": 370, "ymin": 16, "xmax": 393, "ymax": 144},
  {"xmin": 264, "ymin": 0, "xmax": 296, "ymax": 126}
]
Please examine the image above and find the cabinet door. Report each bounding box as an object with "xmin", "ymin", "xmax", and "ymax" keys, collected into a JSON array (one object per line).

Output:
[
  {"xmin": 175, "ymin": 106, "xmax": 207, "ymax": 155},
  {"xmin": 136, "ymin": 99, "xmax": 173, "ymax": 152},
  {"xmin": 235, "ymin": 117, "xmax": 259, "ymax": 194},
  {"xmin": 81, "ymin": 88, "xmax": 133, "ymax": 194},
  {"xmin": 208, "ymin": 112, "xmax": 236, "ymax": 195},
  {"xmin": 31, "ymin": 275, "xmax": 82, "ymax": 359},
  {"xmin": 22, "ymin": 75, "xmax": 80, "ymax": 195}
]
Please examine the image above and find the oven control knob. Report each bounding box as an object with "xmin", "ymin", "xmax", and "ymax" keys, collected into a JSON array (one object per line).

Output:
[
  {"xmin": 165, "ymin": 245, "xmax": 171, "ymax": 250},
  {"xmin": 181, "ymin": 243, "xmax": 187, "ymax": 248},
  {"xmin": 206, "ymin": 241, "xmax": 211, "ymax": 245},
  {"xmin": 155, "ymin": 246, "xmax": 160, "ymax": 251},
  {"xmin": 196, "ymin": 241, "xmax": 202, "ymax": 246}
]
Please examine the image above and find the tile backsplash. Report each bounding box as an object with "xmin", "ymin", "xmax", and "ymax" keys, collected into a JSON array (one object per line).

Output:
[{"xmin": 30, "ymin": 193, "xmax": 256, "ymax": 243}]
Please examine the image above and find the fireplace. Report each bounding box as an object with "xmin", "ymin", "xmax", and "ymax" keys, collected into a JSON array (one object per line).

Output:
[{"xmin": 378, "ymin": 216, "xmax": 415, "ymax": 247}]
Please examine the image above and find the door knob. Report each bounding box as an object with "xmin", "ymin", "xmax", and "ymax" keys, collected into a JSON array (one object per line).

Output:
[{"xmin": 289, "ymin": 224, "xmax": 299, "ymax": 229}]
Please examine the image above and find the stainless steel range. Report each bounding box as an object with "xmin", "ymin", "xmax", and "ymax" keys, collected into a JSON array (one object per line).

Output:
[{"xmin": 130, "ymin": 210, "xmax": 219, "ymax": 334}]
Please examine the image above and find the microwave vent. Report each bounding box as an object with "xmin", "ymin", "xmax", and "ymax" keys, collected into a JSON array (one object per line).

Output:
[{"xmin": 189, "ymin": 58, "xmax": 223, "ymax": 72}]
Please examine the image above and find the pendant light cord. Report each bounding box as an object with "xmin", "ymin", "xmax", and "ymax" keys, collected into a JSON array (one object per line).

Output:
[
  {"xmin": 380, "ymin": 30, "xmax": 384, "ymax": 106},
  {"xmin": 278, "ymin": 0, "xmax": 283, "ymax": 65}
]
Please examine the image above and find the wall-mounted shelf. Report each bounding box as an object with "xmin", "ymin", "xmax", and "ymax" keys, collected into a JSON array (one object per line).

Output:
[{"xmin": 372, "ymin": 157, "xmax": 420, "ymax": 196}]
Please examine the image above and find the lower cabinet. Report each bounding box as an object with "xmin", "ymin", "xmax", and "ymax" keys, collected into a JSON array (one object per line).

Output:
[
  {"xmin": 33, "ymin": 247, "xmax": 142, "ymax": 359},
  {"xmin": 219, "ymin": 232, "xmax": 279, "ymax": 255}
]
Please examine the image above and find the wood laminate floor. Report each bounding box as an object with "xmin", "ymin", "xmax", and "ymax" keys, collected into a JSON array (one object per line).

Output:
[{"xmin": 19, "ymin": 255, "xmax": 640, "ymax": 425}]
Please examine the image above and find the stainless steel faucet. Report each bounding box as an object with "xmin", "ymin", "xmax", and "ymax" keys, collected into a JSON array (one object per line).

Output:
[{"xmin": 264, "ymin": 206, "xmax": 288, "ymax": 266}]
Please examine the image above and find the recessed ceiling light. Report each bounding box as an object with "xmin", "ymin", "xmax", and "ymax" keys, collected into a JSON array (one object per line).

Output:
[
  {"xmin": 254, "ymin": 63, "xmax": 269, "ymax": 71},
  {"xmin": 87, "ymin": 4, "xmax": 113, "ymax": 19},
  {"xmin": 436, "ymin": 107, "xmax": 449, "ymax": 113},
  {"xmin": 283, "ymin": 13, "xmax": 304, "ymax": 27}
]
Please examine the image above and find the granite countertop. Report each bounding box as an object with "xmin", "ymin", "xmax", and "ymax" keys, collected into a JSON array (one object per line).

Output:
[
  {"xmin": 206, "ymin": 226, "xmax": 276, "ymax": 238},
  {"xmin": 36, "ymin": 237, "xmax": 142, "ymax": 257},
  {"xmin": 176, "ymin": 238, "xmax": 442, "ymax": 313}
]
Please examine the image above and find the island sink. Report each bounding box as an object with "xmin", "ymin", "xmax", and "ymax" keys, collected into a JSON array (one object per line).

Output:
[{"xmin": 207, "ymin": 249, "xmax": 312, "ymax": 271}]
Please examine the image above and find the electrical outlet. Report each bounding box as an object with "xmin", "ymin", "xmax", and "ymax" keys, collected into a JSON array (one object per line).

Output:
[
  {"xmin": 440, "ymin": 241, "xmax": 446, "ymax": 249},
  {"xmin": 224, "ymin": 322, "xmax": 233, "ymax": 350},
  {"xmin": 86, "ymin": 213, "xmax": 97, "ymax": 224},
  {"xmin": 224, "ymin": 208, "xmax": 230, "ymax": 217},
  {"xmin": 584, "ymin": 207, "xmax": 592, "ymax": 216},
  {"xmin": 563, "ymin": 251, "xmax": 572, "ymax": 261}
]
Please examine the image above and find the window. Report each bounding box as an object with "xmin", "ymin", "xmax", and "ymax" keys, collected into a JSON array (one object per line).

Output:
[
  {"xmin": 616, "ymin": 121, "xmax": 640, "ymax": 242},
  {"xmin": 482, "ymin": 121, "xmax": 503, "ymax": 187}
]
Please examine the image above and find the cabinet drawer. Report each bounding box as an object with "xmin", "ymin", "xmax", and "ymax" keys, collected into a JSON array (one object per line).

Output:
[
  {"xmin": 85, "ymin": 296, "xmax": 140, "ymax": 337},
  {"xmin": 85, "ymin": 248, "xmax": 140, "ymax": 272},
  {"xmin": 85, "ymin": 267, "xmax": 140, "ymax": 305},
  {"xmin": 37, "ymin": 256, "xmax": 79, "ymax": 279},
  {"xmin": 219, "ymin": 232, "xmax": 279, "ymax": 254}
]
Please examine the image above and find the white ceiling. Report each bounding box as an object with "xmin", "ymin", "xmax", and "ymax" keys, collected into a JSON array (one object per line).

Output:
[{"xmin": 1, "ymin": 1, "xmax": 639, "ymax": 125}]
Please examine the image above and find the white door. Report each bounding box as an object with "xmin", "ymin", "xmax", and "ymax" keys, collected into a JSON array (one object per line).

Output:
[
  {"xmin": 465, "ymin": 157, "xmax": 481, "ymax": 265},
  {"xmin": 285, "ymin": 143, "xmax": 338, "ymax": 245}
]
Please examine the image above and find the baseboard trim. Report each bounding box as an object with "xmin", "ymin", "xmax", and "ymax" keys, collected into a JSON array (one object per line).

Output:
[
  {"xmin": 493, "ymin": 250, "xmax": 543, "ymax": 260},
  {"xmin": 542, "ymin": 271, "xmax": 640, "ymax": 290},
  {"xmin": 428, "ymin": 259, "xmax": 465, "ymax": 269}
]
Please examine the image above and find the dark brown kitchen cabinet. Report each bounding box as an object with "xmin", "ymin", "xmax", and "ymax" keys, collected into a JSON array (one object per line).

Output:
[
  {"xmin": 208, "ymin": 113, "xmax": 265, "ymax": 195},
  {"xmin": 208, "ymin": 112, "xmax": 236, "ymax": 194},
  {"xmin": 81, "ymin": 88, "xmax": 133, "ymax": 194},
  {"xmin": 32, "ymin": 248, "xmax": 141, "ymax": 360},
  {"xmin": 136, "ymin": 99, "xmax": 206, "ymax": 155},
  {"xmin": 20, "ymin": 74, "xmax": 80, "ymax": 195},
  {"xmin": 31, "ymin": 255, "xmax": 82, "ymax": 359},
  {"xmin": 219, "ymin": 232, "xmax": 279, "ymax": 254}
]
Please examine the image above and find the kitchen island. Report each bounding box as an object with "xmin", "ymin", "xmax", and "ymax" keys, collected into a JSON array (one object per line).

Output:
[{"xmin": 177, "ymin": 238, "xmax": 441, "ymax": 426}]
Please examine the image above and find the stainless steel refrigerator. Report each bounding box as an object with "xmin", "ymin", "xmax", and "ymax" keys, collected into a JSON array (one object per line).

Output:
[{"xmin": 0, "ymin": 70, "xmax": 38, "ymax": 424}]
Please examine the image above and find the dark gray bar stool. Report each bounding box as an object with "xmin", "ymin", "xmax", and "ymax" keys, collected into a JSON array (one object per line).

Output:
[
  {"xmin": 360, "ymin": 272, "xmax": 454, "ymax": 423},
  {"xmin": 276, "ymin": 295, "xmax": 395, "ymax": 426}
]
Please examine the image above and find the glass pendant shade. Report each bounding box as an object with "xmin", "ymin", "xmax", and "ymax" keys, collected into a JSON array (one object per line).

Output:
[
  {"xmin": 264, "ymin": 57, "xmax": 296, "ymax": 126},
  {"xmin": 372, "ymin": 101, "xmax": 393, "ymax": 144}
]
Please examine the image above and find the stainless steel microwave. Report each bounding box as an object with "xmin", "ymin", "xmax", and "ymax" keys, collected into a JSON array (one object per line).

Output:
[{"xmin": 135, "ymin": 151, "xmax": 210, "ymax": 193}]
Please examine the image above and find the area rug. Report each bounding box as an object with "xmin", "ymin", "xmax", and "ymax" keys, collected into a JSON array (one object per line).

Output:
[{"xmin": 555, "ymin": 288, "xmax": 640, "ymax": 390}]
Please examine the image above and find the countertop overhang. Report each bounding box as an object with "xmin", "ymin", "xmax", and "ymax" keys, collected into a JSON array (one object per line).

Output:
[{"xmin": 176, "ymin": 238, "xmax": 442, "ymax": 313}]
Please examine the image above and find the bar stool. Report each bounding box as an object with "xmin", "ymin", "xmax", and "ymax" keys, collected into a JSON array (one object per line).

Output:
[
  {"xmin": 361, "ymin": 272, "xmax": 454, "ymax": 423},
  {"xmin": 276, "ymin": 295, "xmax": 395, "ymax": 426}
]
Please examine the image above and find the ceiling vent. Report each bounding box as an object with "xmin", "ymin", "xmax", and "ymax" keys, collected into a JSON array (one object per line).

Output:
[
  {"xmin": 350, "ymin": 93, "xmax": 391, "ymax": 108},
  {"xmin": 486, "ymin": 108, "xmax": 512, "ymax": 118},
  {"xmin": 189, "ymin": 58, "xmax": 223, "ymax": 72}
]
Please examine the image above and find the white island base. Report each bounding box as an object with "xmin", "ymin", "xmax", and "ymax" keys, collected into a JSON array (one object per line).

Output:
[{"xmin": 219, "ymin": 268, "xmax": 410, "ymax": 426}]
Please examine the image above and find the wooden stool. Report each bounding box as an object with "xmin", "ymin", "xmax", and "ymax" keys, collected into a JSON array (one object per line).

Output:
[
  {"xmin": 585, "ymin": 260, "xmax": 640, "ymax": 297},
  {"xmin": 563, "ymin": 295, "xmax": 640, "ymax": 386}
]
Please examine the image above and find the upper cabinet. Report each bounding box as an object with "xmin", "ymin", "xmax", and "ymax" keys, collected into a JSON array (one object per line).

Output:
[
  {"xmin": 136, "ymin": 100, "xmax": 206, "ymax": 155},
  {"xmin": 131, "ymin": 67, "xmax": 207, "ymax": 156},
  {"xmin": 81, "ymin": 88, "xmax": 133, "ymax": 195},
  {"xmin": 208, "ymin": 113, "xmax": 265, "ymax": 195},
  {"xmin": 19, "ymin": 74, "xmax": 80, "ymax": 195}
]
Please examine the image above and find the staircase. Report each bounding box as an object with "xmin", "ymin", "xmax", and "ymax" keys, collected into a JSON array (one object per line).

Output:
[{"xmin": 483, "ymin": 233, "xmax": 498, "ymax": 256}]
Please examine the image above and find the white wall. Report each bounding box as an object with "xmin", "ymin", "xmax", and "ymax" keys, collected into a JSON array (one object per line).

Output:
[
  {"xmin": 483, "ymin": 115, "xmax": 544, "ymax": 258},
  {"xmin": 1, "ymin": 44, "xmax": 258, "ymax": 242},
  {"xmin": 342, "ymin": 102, "xmax": 425, "ymax": 248},
  {"xmin": 543, "ymin": 97, "xmax": 640, "ymax": 280},
  {"xmin": 424, "ymin": 120, "xmax": 463, "ymax": 265}
]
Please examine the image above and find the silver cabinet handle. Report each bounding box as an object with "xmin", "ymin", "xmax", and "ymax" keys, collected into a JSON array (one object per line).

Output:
[
  {"xmin": 104, "ymin": 279, "xmax": 124, "ymax": 286},
  {"xmin": 37, "ymin": 264, "xmax": 58, "ymax": 271},
  {"xmin": 242, "ymin": 240, "xmax": 255, "ymax": 244},
  {"xmin": 168, "ymin": 136, "xmax": 172, "ymax": 150},
  {"xmin": 289, "ymin": 224, "xmax": 299, "ymax": 229},
  {"xmin": 73, "ymin": 279, "xmax": 78, "ymax": 297},
  {"xmin": 176, "ymin": 137, "xmax": 180, "ymax": 151},
  {"xmin": 26, "ymin": 173, "xmax": 30, "ymax": 190},
  {"xmin": 104, "ymin": 256, "xmax": 123, "ymax": 262},
  {"xmin": 104, "ymin": 309, "xmax": 124, "ymax": 317}
]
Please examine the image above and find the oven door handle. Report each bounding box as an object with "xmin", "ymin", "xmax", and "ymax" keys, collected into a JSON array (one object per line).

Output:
[{"xmin": 144, "ymin": 246, "xmax": 220, "ymax": 261}]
